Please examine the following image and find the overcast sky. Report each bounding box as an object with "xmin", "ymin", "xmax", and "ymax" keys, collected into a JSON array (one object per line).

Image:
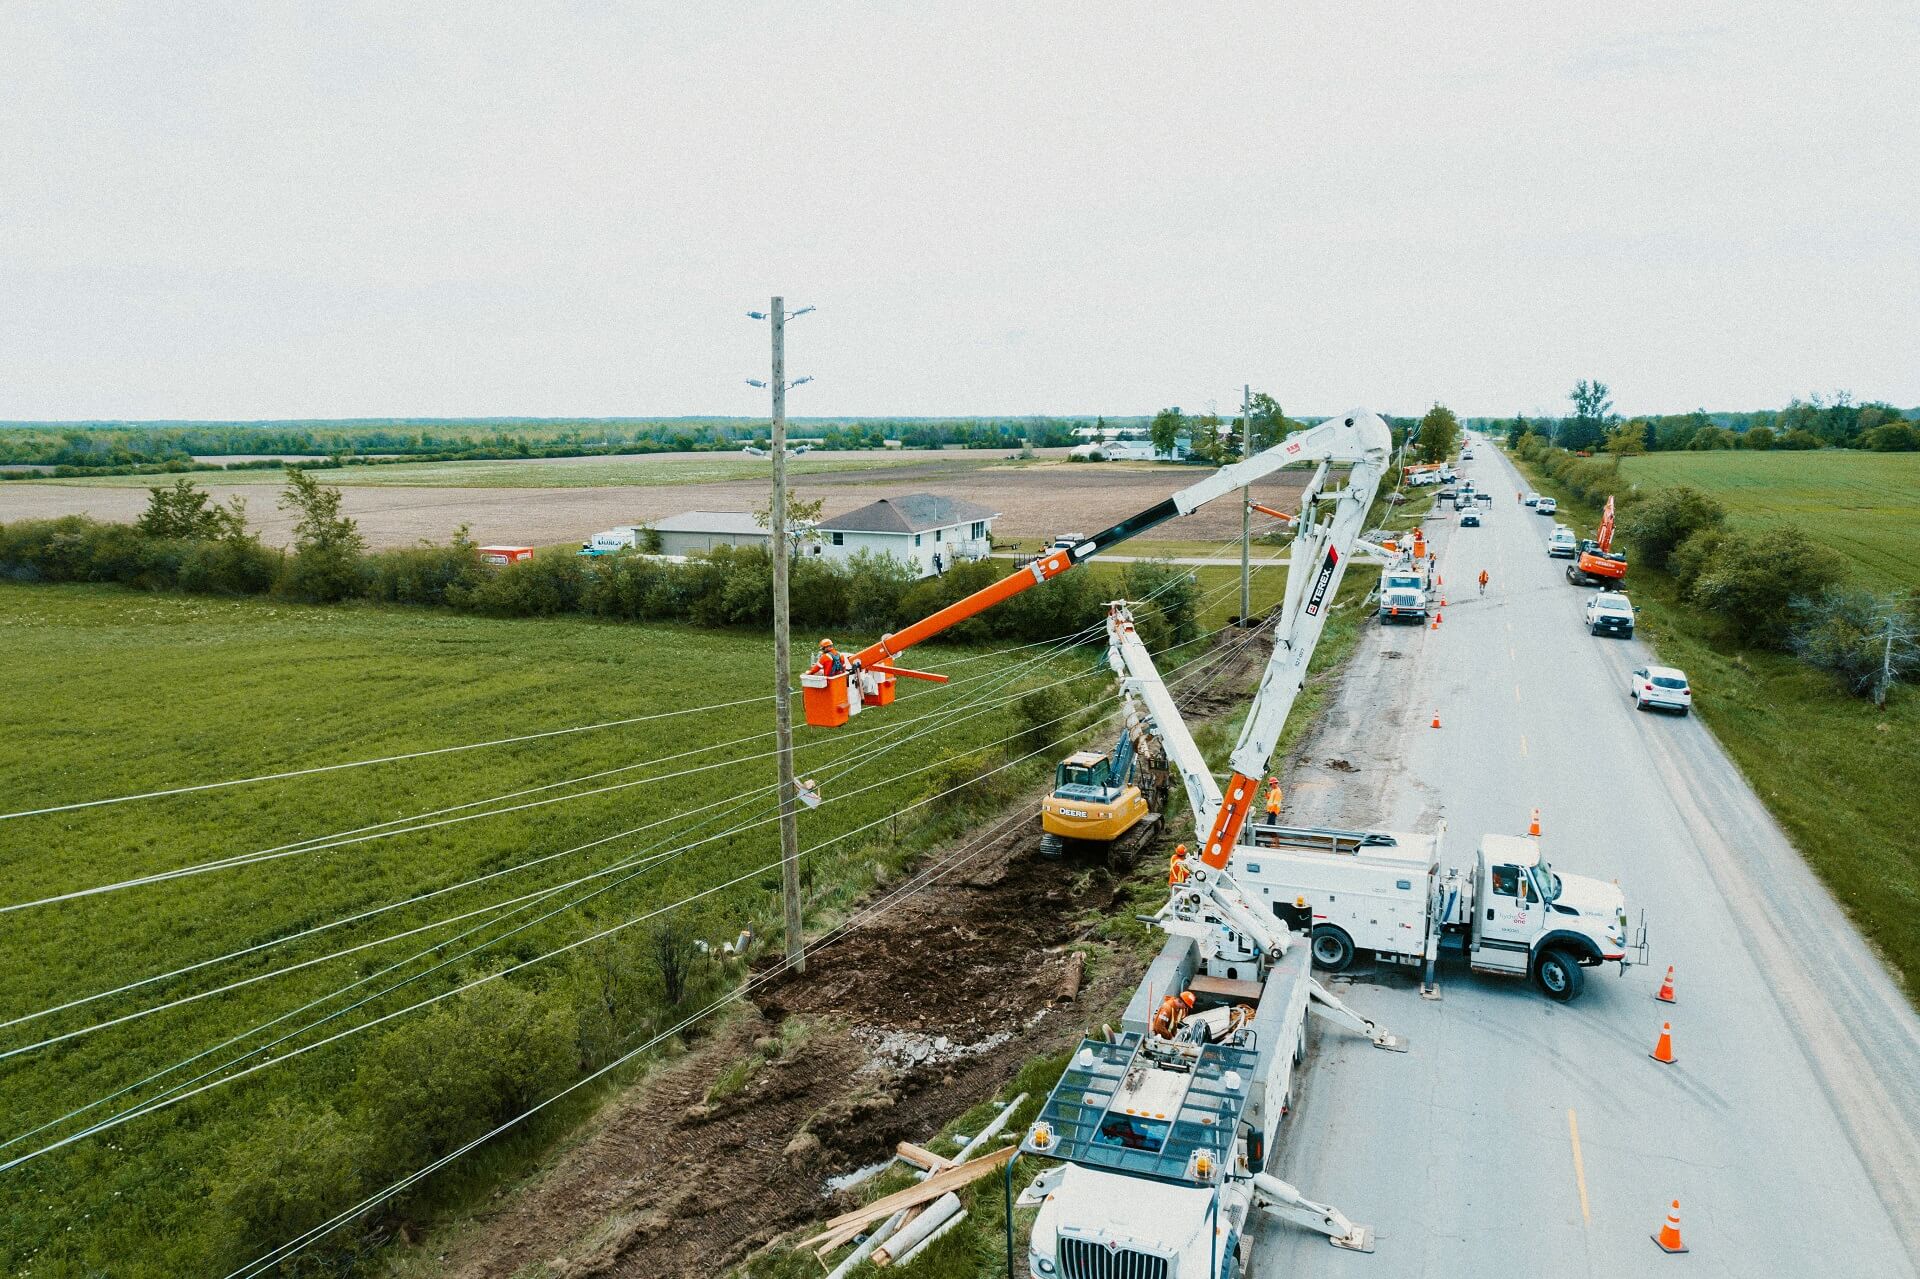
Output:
[{"xmin": 2, "ymin": 2, "xmax": 1915, "ymax": 422}]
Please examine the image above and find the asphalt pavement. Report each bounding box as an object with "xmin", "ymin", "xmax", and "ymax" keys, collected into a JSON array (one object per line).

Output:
[{"xmin": 1251, "ymin": 440, "xmax": 1920, "ymax": 1277}]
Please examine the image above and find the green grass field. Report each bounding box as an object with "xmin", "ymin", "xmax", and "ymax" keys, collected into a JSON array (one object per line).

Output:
[
  {"xmin": 1620, "ymin": 451, "xmax": 1920, "ymax": 591},
  {"xmin": 1514, "ymin": 449, "xmax": 1920, "ymax": 1002},
  {"xmin": 27, "ymin": 451, "xmax": 1032, "ymax": 490},
  {"xmin": 0, "ymin": 585, "xmax": 1125, "ymax": 1276}
]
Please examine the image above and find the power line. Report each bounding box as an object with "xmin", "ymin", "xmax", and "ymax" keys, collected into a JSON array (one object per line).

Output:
[{"xmin": 0, "ymin": 695, "xmax": 780, "ymax": 823}]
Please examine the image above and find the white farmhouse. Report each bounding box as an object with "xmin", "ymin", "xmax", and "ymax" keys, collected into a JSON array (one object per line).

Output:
[{"xmin": 816, "ymin": 494, "xmax": 998, "ymax": 579}]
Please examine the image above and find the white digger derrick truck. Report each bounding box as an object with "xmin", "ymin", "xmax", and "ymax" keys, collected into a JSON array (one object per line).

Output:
[{"xmin": 801, "ymin": 412, "xmax": 1419, "ymax": 1270}]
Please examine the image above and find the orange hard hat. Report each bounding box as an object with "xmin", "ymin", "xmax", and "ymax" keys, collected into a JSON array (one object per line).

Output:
[
  {"xmin": 1179, "ymin": 991, "xmax": 1195, "ymax": 1007},
  {"xmin": 1266, "ymin": 777, "xmax": 1279, "ymax": 786},
  {"xmin": 819, "ymin": 638, "xmax": 835, "ymax": 649},
  {"xmin": 1174, "ymin": 843, "xmax": 1187, "ymax": 856}
]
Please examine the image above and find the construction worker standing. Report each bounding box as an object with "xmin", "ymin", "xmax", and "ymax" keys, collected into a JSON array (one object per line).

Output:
[
  {"xmin": 1478, "ymin": 569, "xmax": 1489, "ymax": 596},
  {"xmin": 1168, "ymin": 843, "xmax": 1191, "ymax": 886},
  {"xmin": 1263, "ymin": 777, "xmax": 1283, "ymax": 825},
  {"xmin": 1151, "ymin": 990, "xmax": 1196, "ymax": 1038}
]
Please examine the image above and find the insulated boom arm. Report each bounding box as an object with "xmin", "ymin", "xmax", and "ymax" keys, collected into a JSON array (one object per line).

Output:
[{"xmin": 846, "ymin": 412, "xmax": 1395, "ymax": 675}]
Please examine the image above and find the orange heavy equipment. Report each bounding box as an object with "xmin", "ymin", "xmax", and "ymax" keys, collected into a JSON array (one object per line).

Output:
[{"xmin": 1567, "ymin": 496, "xmax": 1629, "ymax": 587}]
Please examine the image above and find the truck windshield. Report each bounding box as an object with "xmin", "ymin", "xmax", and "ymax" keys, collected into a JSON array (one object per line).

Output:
[{"xmin": 1529, "ymin": 864, "xmax": 1563, "ymax": 902}]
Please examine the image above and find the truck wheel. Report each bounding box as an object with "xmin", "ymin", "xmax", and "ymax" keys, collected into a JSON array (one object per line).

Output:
[
  {"xmin": 1309, "ymin": 925, "xmax": 1356, "ymax": 973},
  {"xmin": 1535, "ymin": 949, "xmax": 1585, "ymax": 1002}
]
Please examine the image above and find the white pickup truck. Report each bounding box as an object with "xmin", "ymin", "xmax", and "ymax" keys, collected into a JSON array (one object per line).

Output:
[{"xmin": 1229, "ymin": 824, "xmax": 1642, "ymax": 1002}]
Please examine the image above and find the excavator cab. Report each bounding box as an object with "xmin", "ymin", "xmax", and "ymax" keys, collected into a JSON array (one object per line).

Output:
[{"xmin": 1055, "ymin": 751, "xmax": 1118, "ymax": 797}]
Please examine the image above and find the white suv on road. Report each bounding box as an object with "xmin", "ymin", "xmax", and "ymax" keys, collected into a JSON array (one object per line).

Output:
[
  {"xmin": 1583, "ymin": 591, "xmax": 1635, "ymax": 638},
  {"xmin": 1630, "ymin": 665, "xmax": 1692, "ymax": 714},
  {"xmin": 1547, "ymin": 526, "xmax": 1577, "ymax": 557}
]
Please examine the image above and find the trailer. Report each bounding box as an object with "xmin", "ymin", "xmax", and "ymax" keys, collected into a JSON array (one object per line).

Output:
[
  {"xmin": 1236, "ymin": 824, "xmax": 1645, "ymax": 1002},
  {"xmin": 577, "ymin": 526, "xmax": 642, "ymax": 557}
]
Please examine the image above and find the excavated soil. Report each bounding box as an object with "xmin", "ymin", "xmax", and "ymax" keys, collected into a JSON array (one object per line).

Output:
[{"xmin": 431, "ymin": 626, "xmax": 1270, "ymax": 1279}]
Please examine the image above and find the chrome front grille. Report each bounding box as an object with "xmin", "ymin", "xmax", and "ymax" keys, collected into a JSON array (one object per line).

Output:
[{"xmin": 1059, "ymin": 1236, "xmax": 1171, "ymax": 1279}]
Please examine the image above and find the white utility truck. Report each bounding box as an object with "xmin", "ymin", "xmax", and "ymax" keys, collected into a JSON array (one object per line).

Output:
[
  {"xmin": 1376, "ymin": 554, "xmax": 1430, "ymax": 624},
  {"xmin": 577, "ymin": 526, "xmax": 641, "ymax": 557},
  {"xmin": 1234, "ymin": 825, "xmax": 1644, "ymax": 1002}
]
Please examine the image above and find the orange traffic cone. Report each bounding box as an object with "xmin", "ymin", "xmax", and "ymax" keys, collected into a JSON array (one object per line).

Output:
[
  {"xmin": 1429, "ymin": 615, "xmax": 1439, "ymax": 630},
  {"xmin": 1431, "ymin": 710, "xmax": 1442, "ymax": 729},
  {"xmin": 1527, "ymin": 807, "xmax": 1541, "ymax": 837},
  {"xmin": 1652, "ymin": 1199, "xmax": 1688, "ymax": 1253},
  {"xmin": 1650, "ymin": 1021, "xmax": 1677, "ymax": 1065},
  {"xmin": 1655, "ymin": 966, "xmax": 1676, "ymax": 1004},
  {"xmin": 1435, "ymin": 610, "xmax": 1444, "ymax": 626}
]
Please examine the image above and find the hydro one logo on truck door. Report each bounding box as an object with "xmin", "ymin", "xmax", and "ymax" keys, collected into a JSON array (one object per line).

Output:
[{"xmin": 1306, "ymin": 546, "xmax": 1339, "ymax": 616}]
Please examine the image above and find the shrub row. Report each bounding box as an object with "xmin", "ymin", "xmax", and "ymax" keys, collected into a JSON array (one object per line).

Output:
[{"xmin": 0, "ymin": 516, "xmax": 1198, "ymax": 651}]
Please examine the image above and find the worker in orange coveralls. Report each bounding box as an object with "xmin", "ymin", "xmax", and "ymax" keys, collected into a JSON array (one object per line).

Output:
[
  {"xmin": 1168, "ymin": 843, "xmax": 1191, "ymax": 885},
  {"xmin": 1151, "ymin": 990, "xmax": 1196, "ymax": 1038},
  {"xmin": 1263, "ymin": 777, "xmax": 1283, "ymax": 825}
]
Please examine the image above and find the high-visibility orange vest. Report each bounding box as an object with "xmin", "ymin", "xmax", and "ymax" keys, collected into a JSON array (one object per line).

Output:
[
  {"xmin": 1168, "ymin": 854, "xmax": 1190, "ymax": 886},
  {"xmin": 1264, "ymin": 782, "xmax": 1282, "ymax": 815}
]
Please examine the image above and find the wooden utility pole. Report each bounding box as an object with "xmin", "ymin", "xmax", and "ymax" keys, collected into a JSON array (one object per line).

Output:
[
  {"xmin": 1240, "ymin": 383, "xmax": 1253, "ymax": 624},
  {"xmin": 768, "ymin": 297, "xmax": 805, "ymax": 974}
]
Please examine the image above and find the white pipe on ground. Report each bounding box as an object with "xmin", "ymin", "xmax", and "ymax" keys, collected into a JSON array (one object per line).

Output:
[
  {"xmin": 953, "ymin": 1093, "xmax": 1027, "ymax": 1164},
  {"xmin": 873, "ymin": 1192, "xmax": 960, "ymax": 1266},
  {"xmin": 825, "ymin": 1207, "xmax": 907, "ymax": 1279},
  {"xmin": 893, "ymin": 1208, "xmax": 967, "ymax": 1267}
]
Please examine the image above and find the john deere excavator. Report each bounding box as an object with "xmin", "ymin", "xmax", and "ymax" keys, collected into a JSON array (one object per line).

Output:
[{"xmin": 1038, "ymin": 709, "xmax": 1170, "ymax": 865}]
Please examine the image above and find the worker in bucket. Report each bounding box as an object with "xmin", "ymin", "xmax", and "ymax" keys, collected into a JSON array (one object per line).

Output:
[
  {"xmin": 1263, "ymin": 777, "xmax": 1283, "ymax": 825},
  {"xmin": 1151, "ymin": 990, "xmax": 1196, "ymax": 1039},
  {"xmin": 809, "ymin": 638, "xmax": 846, "ymax": 677},
  {"xmin": 1167, "ymin": 843, "xmax": 1191, "ymax": 886}
]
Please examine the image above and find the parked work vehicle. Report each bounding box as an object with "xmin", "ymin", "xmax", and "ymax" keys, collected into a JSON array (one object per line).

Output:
[
  {"xmin": 1038, "ymin": 722, "xmax": 1169, "ymax": 864},
  {"xmin": 1547, "ymin": 526, "xmax": 1578, "ymax": 557},
  {"xmin": 1524, "ymin": 491, "xmax": 1542, "ymax": 507},
  {"xmin": 1630, "ymin": 664, "xmax": 1693, "ymax": 714},
  {"xmin": 577, "ymin": 526, "xmax": 641, "ymax": 556},
  {"xmin": 1460, "ymin": 509, "xmax": 1481, "ymax": 528},
  {"xmin": 1376, "ymin": 551, "xmax": 1431, "ymax": 624},
  {"xmin": 1232, "ymin": 824, "xmax": 1642, "ymax": 1002},
  {"xmin": 1567, "ymin": 496, "xmax": 1630, "ymax": 587},
  {"xmin": 1536, "ymin": 496, "xmax": 1559, "ymax": 516},
  {"xmin": 1584, "ymin": 590, "xmax": 1635, "ymax": 637}
]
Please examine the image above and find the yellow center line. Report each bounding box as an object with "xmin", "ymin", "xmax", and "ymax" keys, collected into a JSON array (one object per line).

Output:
[{"xmin": 1568, "ymin": 1108, "xmax": 1592, "ymax": 1225}]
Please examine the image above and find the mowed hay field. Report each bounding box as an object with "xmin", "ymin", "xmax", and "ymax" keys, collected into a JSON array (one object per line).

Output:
[
  {"xmin": 0, "ymin": 585, "xmax": 1114, "ymax": 1276},
  {"xmin": 1518, "ymin": 449, "xmax": 1920, "ymax": 1001},
  {"xmin": 1621, "ymin": 450, "xmax": 1920, "ymax": 592},
  {"xmin": 0, "ymin": 453, "xmax": 1314, "ymax": 551}
]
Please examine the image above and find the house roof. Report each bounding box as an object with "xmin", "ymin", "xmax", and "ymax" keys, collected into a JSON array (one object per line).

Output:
[
  {"xmin": 651, "ymin": 511, "xmax": 769, "ymax": 536},
  {"xmin": 816, "ymin": 494, "xmax": 999, "ymax": 535}
]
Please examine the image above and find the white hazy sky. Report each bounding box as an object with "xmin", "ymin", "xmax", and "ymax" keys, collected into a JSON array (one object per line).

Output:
[{"xmin": 2, "ymin": 2, "xmax": 1916, "ymax": 422}]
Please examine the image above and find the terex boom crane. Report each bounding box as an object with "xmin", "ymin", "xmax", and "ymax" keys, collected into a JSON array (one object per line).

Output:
[{"xmin": 1566, "ymin": 494, "xmax": 1629, "ymax": 587}]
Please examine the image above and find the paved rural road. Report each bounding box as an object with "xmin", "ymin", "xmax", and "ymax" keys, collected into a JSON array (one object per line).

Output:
[{"xmin": 1252, "ymin": 441, "xmax": 1920, "ymax": 1277}]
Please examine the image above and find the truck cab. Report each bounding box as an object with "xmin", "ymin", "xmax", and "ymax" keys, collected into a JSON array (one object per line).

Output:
[
  {"xmin": 1376, "ymin": 566, "xmax": 1430, "ymax": 623},
  {"xmin": 1450, "ymin": 834, "xmax": 1634, "ymax": 1000}
]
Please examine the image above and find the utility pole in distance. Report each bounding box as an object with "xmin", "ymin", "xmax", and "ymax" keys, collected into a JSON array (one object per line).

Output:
[
  {"xmin": 1240, "ymin": 383, "xmax": 1253, "ymax": 624},
  {"xmin": 747, "ymin": 298, "xmax": 814, "ymax": 974}
]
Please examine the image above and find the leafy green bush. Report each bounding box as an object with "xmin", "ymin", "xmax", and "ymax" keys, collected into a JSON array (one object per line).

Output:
[
  {"xmin": 1687, "ymin": 526, "xmax": 1848, "ymax": 648},
  {"xmin": 353, "ymin": 977, "xmax": 579, "ymax": 1170},
  {"xmin": 1667, "ymin": 527, "xmax": 1727, "ymax": 595},
  {"xmin": 361, "ymin": 527, "xmax": 485, "ymax": 606},
  {"xmin": 209, "ymin": 1100, "xmax": 370, "ymax": 1267},
  {"xmin": 460, "ymin": 552, "xmax": 588, "ymax": 617},
  {"xmin": 1862, "ymin": 423, "xmax": 1920, "ymax": 452},
  {"xmin": 1619, "ymin": 485, "xmax": 1727, "ymax": 570}
]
